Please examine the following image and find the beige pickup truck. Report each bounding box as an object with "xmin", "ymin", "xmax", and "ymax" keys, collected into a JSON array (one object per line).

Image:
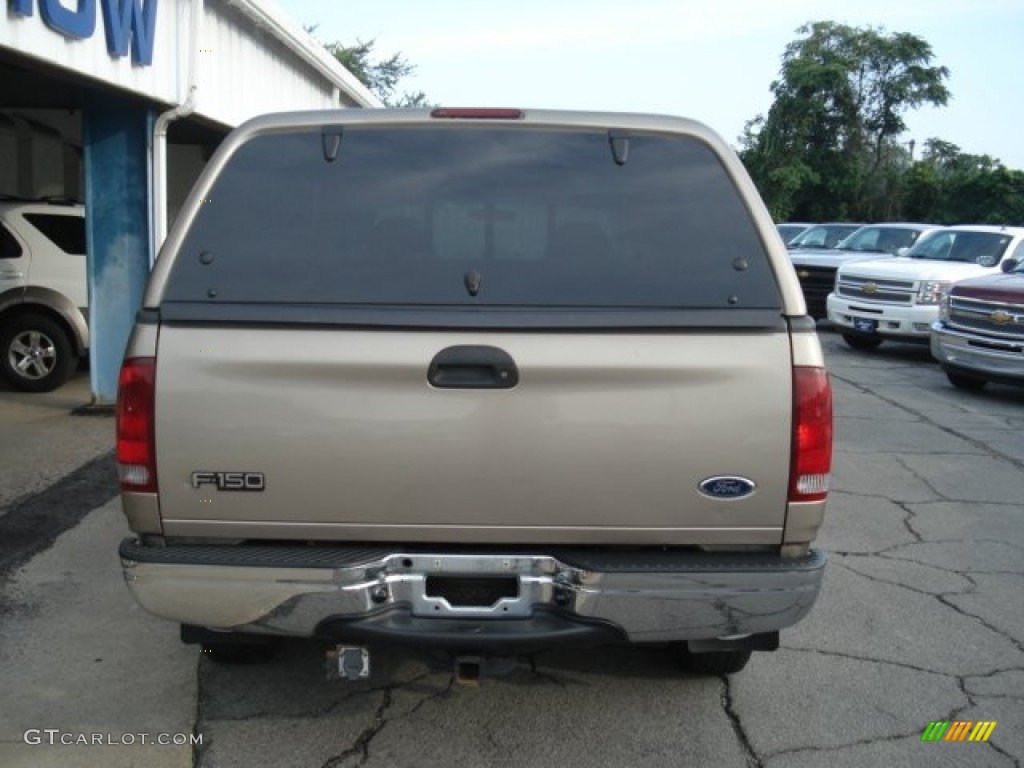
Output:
[{"xmin": 117, "ymin": 108, "xmax": 832, "ymax": 678}]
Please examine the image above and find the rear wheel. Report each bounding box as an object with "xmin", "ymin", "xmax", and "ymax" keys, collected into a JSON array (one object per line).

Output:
[
  {"xmin": 841, "ymin": 333, "xmax": 883, "ymax": 351},
  {"xmin": 0, "ymin": 313, "xmax": 78, "ymax": 392},
  {"xmin": 945, "ymin": 370, "xmax": 987, "ymax": 391},
  {"xmin": 677, "ymin": 644, "xmax": 752, "ymax": 676}
]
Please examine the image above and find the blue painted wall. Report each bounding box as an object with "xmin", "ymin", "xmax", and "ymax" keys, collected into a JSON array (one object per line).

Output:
[{"xmin": 83, "ymin": 93, "xmax": 154, "ymax": 404}]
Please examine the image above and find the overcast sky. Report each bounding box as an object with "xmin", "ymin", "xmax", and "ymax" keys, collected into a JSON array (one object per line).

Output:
[{"xmin": 276, "ymin": 0, "xmax": 1024, "ymax": 170}]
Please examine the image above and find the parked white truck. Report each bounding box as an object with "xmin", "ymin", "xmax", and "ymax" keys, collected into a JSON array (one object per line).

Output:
[{"xmin": 827, "ymin": 225, "xmax": 1024, "ymax": 350}]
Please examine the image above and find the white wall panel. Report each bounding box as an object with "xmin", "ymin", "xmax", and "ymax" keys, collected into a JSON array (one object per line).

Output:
[
  {"xmin": 1, "ymin": 0, "xmax": 375, "ymax": 127},
  {"xmin": 197, "ymin": 0, "xmax": 335, "ymax": 125}
]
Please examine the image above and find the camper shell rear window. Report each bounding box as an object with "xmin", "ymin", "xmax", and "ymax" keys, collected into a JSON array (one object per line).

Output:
[{"xmin": 164, "ymin": 126, "xmax": 781, "ymax": 324}]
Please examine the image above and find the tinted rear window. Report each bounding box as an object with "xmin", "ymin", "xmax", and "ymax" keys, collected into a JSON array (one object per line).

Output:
[
  {"xmin": 166, "ymin": 127, "xmax": 779, "ymax": 312},
  {"xmin": 23, "ymin": 213, "xmax": 86, "ymax": 255}
]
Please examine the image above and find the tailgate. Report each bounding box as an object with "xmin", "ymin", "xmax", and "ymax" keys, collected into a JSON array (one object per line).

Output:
[{"xmin": 155, "ymin": 326, "xmax": 792, "ymax": 544}]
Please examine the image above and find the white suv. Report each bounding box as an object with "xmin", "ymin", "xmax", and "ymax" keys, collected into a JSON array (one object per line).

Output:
[
  {"xmin": 826, "ymin": 225, "xmax": 1024, "ymax": 349},
  {"xmin": 0, "ymin": 198, "xmax": 88, "ymax": 391}
]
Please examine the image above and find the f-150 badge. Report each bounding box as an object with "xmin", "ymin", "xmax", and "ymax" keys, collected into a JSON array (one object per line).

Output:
[{"xmin": 191, "ymin": 471, "xmax": 265, "ymax": 491}]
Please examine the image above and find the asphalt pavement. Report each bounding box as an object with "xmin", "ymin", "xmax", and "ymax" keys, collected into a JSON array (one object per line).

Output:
[
  {"xmin": 0, "ymin": 370, "xmax": 113, "ymax": 512},
  {"xmin": 0, "ymin": 331, "xmax": 1021, "ymax": 768}
]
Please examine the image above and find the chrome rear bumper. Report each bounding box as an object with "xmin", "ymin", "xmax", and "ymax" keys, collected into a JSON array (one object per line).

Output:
[{"xmin": 119, "ymin": 540, "xmax": 826, "ymax": 644}]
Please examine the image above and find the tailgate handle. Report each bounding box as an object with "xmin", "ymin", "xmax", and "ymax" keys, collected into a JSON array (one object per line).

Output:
[{"xmin": 428, "ymin": 345, "xmax": 519, "ymax": 389}]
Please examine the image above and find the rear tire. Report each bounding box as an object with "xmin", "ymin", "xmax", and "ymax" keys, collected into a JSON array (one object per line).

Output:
[
  {"xmin": 945, "ymin": 370, "xmax": 987, "ymax": 391},
  {"xmin": 677, "ymin": 644, "xmax": 752, "ymax": 676},
  {"xmin": 0, "ymin": 313, "xmax": 78, "ymax": 392},
  {"xmin": 841, "ymin": 333, "xmax": 883, "ymax": 351}
]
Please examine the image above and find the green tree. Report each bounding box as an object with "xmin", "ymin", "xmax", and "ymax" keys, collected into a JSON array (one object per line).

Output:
[
  {"xmin": 904, "ymin": 140, "xmax": 1024, "ymax": 225},
  {"xmin": 325, "ymin": 39, "xmax": 429, "ymax": 107},
  {"xmin": 741, "ymin": 21, "xmax": 950, "ymax": 221},
  {"xmin": 307, "ymin": 27, "xmax": 429, "ymax": 107}
]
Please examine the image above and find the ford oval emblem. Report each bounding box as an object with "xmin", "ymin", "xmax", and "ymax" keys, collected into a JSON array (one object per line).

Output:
[{"xmin": 699, "ymin": 476, "xmax": 757, "ymax": 500}]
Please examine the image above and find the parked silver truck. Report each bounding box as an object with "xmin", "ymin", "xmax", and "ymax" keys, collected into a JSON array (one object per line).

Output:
[{"xmin": 116, "ymin": 108, "xmax": 832, "ymax": 678}]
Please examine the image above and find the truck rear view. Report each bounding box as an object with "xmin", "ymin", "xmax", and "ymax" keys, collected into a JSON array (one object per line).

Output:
[{"xmin": 117, "ymin": 108, "xmax": 831, "ymax": 677}]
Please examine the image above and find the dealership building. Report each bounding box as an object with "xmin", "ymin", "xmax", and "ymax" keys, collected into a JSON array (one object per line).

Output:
[{"xmin": 1, "ymin": 0, "xmax": 376, "ymax": 402}]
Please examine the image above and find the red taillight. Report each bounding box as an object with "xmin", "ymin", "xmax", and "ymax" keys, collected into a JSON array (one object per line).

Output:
[
  {"xmin": 430, "ymin": 107, "xmax": 524, "ymax": 120},
  {"xmin": 116, "ymin": 357, "xmax": 157, "ymax": 493},
  {"xmin": 789, "ymin": 367, "xmax": 833, "ymax": 502}
]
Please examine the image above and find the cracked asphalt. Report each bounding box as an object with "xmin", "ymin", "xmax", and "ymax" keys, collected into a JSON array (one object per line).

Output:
[
  {"xmin": 188, "ymin": 332, "xmax": 1024, "ymax": 768},
  {"xmin": 1, "ymin": 330, "xmax": 1022, "ymax": 767}
]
